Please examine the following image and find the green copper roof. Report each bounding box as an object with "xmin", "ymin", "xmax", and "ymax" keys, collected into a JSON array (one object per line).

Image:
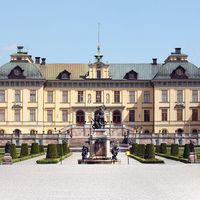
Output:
[
  {"xmin": 154, "ymin": 62, "xmax": 200, "ymax": 80},
  {"xmin": 0, "ymin": 62, "xmax": 44, "ymax": 80}
]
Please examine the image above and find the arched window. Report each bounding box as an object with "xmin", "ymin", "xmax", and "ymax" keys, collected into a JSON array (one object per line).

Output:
[
  {"xmin": 76, "ymin": 110, "xmax": 85, "ymax": 125},
  {"xmin": 177, "ymin": 128, "xmax": 183, "ymax": 136},
  {"xmin": 144, "ymin": 130, "xmax": 150, "ymax": 134},
  {"xmin": 113, "ymin": 110, "xmax": 121, "ymax": 124},
  {"xmin": 192, "ymin": 129, "xmax": 198, "ymax": 136},
  {"xmin": 162, "ymin": 129, "xmax": 168, "ymax": 135},
  {"xmin": 47, "ymin": 129, "xmax": 53, "ymax": 134},
  {"xmin": 30, "ymin": 129, "xmax": 37, "ymax": 135},
  {"xmin": 0, "ymin": 129, "xmax": 5, "ymax": 135},
  {"xmin": 13, "ymin": 129, "xmax": 21, "ymax": 136}
]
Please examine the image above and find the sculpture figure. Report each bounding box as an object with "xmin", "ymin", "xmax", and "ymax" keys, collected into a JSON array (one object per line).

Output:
[
  {"xmin": 92, "ymin": 106, "xmax": 106, "ymax": 129},
  {"xmin": 111, "ymin": 145, "xmax": 119, "ymax": 160},
  {"xmin": 81, "ymin": 145, "xmax": 89, "ymax": 160}
]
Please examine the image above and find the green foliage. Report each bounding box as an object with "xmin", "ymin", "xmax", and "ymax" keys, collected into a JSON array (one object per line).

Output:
[
  {"xmin": 155, "ymin": 145, "xmax": 160, "ymax": 153},
  {"xmin": 39, "ymin": 145, "xmax": 44, "ymax": 153},
  {"xmin": 10, "ymin": 144, "xmax": 17, "ymax": 159},
  {"xmin": 130, "ymin": 143, "xmax": 138, "ymax": 155},
  {"xmin": 136, "ymin": 144, "xmax": 145, "ymax": 158},
  {"xmin": 46, "ymin": 144, "xmax": 58, "ymax": 159},
  {"xmin": 62, "ymin": 143, "xmax": 70, "ymax": 155},
  {"xmin": 170, "ymin": 144, "xmax": 179, "ymax": 156},
  {"xmin": 145, "ymin": 144, "xmax": 155, "ymax": 159},
  {"xmin": 57, "ymin": 144, "xmax": 63, "ymax": 157},
  {"xmin": 183, "ymin": 144, "xmax": 190, "ymax": 158},
  {"xmin": 129, "ymin": 154, "xmax": 164, "ymax": 164},
  {"xmin": 20, "ymin": 143, "xmax": 29, "ymax": 157},
  {"xmin": 30, "ymin": 143, "xmax": 39, "ymax": 154},
  {"xmin": 159, "ymin": 143, "xmax": 167, "ymax": 154}
]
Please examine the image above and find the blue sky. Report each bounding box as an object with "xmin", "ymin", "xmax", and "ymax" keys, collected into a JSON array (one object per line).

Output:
[{"xmin": 0, "ymin": 0, "xmax": 200, "ymax": 66}]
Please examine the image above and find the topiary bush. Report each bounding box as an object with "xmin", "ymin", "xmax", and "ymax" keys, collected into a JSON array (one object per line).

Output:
[
  {"xmin": 145, "ymin": 144, "xmax": 155, "ymax": 159},
  {"xmin": 183, "ymin": 144, "xmax": 190, "ymax": 158},
  {"xmin": 39, "ymin": 145, "xmax": 44, "ymax": 153},
  {"xmin": 62, "ymin": 142, "xmax": 70, "ymax": 155},
  {"xmin": 30, "ymin": 143, "xmax": 39, "ymax": 154},
  {"xmin": 155, "ymin": 145, "xmax": 159, "ymax": 153},
  {"xmin": 11, "ymin": 144, "xmax": 17, "ymax": 159},
  {"xmin": 130, "ymin": 143, "xmax": 138, "ymax": 155},
  {"xmin": 46, "ymin": 144, "xmax": 58, "ymax": 159},
  {"xmin": 159, "ymin": 143, "xmax": 167, "ymax": 154},
  {"xmin": 170, "ymin": 144, "xmax": 179, "ymax": 156},
  {"xmin": 57, "ymin": 144, "xmax": 63, "ymax": 157},
  {"xmin": 20, "ymin": 143, "xmax": 29, "ymax": 157},
  {"xmin": 136, "ymin": 144, "xmax": 145, "ymax": 158}
]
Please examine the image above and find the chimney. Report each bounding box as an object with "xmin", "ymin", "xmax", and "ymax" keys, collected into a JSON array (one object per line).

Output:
[
  {"xmin": 17, "ymin": 46, "xmax": 24, "ymax": 53},
  {"xmin": 152, "ymin": 58, "xmax": 157, "ymax": 65},
  {"xmin": 175, "ymin": 48, "xmax": 181, "ymax": 54},
  {"xmin": 41, "ymin": 58, "xmax": 46, "ymax": 65},
  {"xmin": 35, "ymin": 57, "xmax": 40, "ymax": 64}
]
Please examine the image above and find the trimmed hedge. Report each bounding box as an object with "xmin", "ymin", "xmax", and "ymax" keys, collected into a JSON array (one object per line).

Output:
[
  {"xmin": 136, "ymin": 144, "xmax": 145, "ymax": 158},
  {"xmin": 57, "ymin": 144, "xmax": 63, "ymax": 157},
  {"xmin": 20, "ymin": 143, "xmax": 29, "ymax": 157},
  {"xmin": 145, "ymin": 144, "xmax": 155, "ymax": 159},
  {"xmin": 13, "ymin": 152, "xmax": 45, "ymax": 163},
  {"xmin": 156, "ymin": 152, "xmax": 189, "ymax": 163},
  {"xmin": 159, "ymin": 143, "xmax": 167, "ymax": 154},
  {"xmin": 11, "ymin": 144, "xmax": 17, "ymax": 159},
  {"xmin": 30, "ymin": 143, "xmax": 39, "ymax": 154},
  {"xmin": 46, "ymin": 144, "xmax": 58, "ymax": 159},
  {"xmin": 39, "ymin": 145, "xmax": 44, "ymax": 153},
  {"xmin": 171, "ymin": 144, "xmax": 179, "ymax": 156},
  {"xmin": 130, "ymin": 143, "xmax": 138, "ymax": 155},
  {"xmin": 183, "ymin": 144, "xmax": 190, "ymax": 158},
  {"xmin": 155, "ymin": 145, "xmax": 159, "ymax": 153}
]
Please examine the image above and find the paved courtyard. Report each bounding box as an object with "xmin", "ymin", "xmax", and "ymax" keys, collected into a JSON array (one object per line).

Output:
[{"xmin": 0, "ymin": 153, "xmax": 200, "ymax": 200}]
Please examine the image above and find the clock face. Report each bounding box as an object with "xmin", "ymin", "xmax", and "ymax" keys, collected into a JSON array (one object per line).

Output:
[
  {"xmin": 14, "ymin": 69, "xmax": 20, "ymax": 76},
  {"xmin": 176, "ymin": 69, "xmax": 183, "ymax": 76}
]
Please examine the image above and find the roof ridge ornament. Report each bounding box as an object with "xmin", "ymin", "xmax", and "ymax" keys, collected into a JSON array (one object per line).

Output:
[{"xmin": 94, "ymin": 23, "xmax": 103, "ymax": 62}]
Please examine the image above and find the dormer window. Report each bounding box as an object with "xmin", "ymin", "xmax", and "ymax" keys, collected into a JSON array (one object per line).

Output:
[
  {"xmin": 171, "ymin": 66, "xmax": 188, "ymax": 79},
  {"xmin": 8, "ymin": 66, "xmax": 25, "ymax": 79},
  {"xmin": 57, "ymin": 70, "xmax": 71, "ymax": 80},
  {"xmin": 124, "ymin": 70, "xmax": 138, "ymax": 80}
]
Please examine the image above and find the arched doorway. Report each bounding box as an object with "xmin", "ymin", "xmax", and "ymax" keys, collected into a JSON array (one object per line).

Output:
[
  {"xmin": 192, "ymin": 129, "xmax": 198, "ymax": 136},
  {"xmin": 76, "ymin": 110, "xmax": 85, "ymax": 125},
  {"xmin": 112, "ymin": 110, "xmax": 121, "ymax": 124},
  {"xmin": 13, "ymin": 129, "xmax": 21, "ymax": 136},
  {"xmin": 177, "ymin": 128, "xmax": 183, "ymax": 136},
  {"xmin": 162, "ymin": 129, "xmax": 168, "ymax": 135}
]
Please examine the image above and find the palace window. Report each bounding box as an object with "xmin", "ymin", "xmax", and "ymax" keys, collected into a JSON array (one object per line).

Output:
[
  {"xmin": 14, "ymin": 109, "xmax": 20, "ymax": 122},
  {"xmin": 0, "ymin": 90, "xmax": 5, "ymax": 103},
  {"xmin": 192, "ymin": 90, "xmax": 198, "ymax": 102},
  {"xmin": 62, "ymin": 91, "xmax": 68, "ymax": 103},
  {"xmin": 76, "ymin": 110, "xmax": 85, "ymax": 124},
  {"xmin": 30, "ymin": 90, "xmax": 36, "ymax": 102},
  {"xmin": 114, "ymin": 91, "xmax": 120, "ymax": 103},
  {"xmin": 192, "ymin": 109, "xmax": 198, "ymax": 121},
  {"xmin": 15, "ymin": 90, "xmax": 21, "ymax": 103},
  {"xmin": 30, "ymin": 109, "xmax": 36, "ymax": 122},
  {"xmin": 96, "ymin": 91, "xmax": 102, "ymax": 103},
  {"xmin": 0, "ymin": 109, "xmax": 5, "ymax": 122},
  {"xmin": 62, "ymin": 110, "xmax": 68, "ymax": 122},
  {"xmin": 161, "ymin": 90, "xmax": 168, "ymax": 102},
  {"xmin": 97, "ymin": 70, "xmax": 101, "ymax": 79},
  {"xmin": 113, "ymin": 110, "xmax": 121, "ymax": 124},
  {"xmin": 177, "ymin": 90, "xmax": 183, "ymax": 103},
  {"xmin": 161, "ymin": 109, "xmax": 168, "ymax": 121},
  {"xmin": 144, "ymin": 91, "xmax": 150, "ymax": 103},
  {"xmin": 47, "ymin": 91, "xmax": 53, "ymax": 103},
  {"xmin": 129, "ymin": 91, "xmax": 136, "ymax": 103},
  {"xmin": 77, "ymin": 91, "xmax": 83, "ymax": 103},
  {"xmin": 144, "ymin": 110, "xmax": 150, "ymax": 122},
  {"xmin": 177, "ymin": 109, "xmax": 183, "ymax": 121},
  {"xmin": 129, "ymin": 110, "xmax": 135, "ymax": 122},
  {"xmin": 47, "ymin": 110, "xmax": 53, "ymax": 122}
]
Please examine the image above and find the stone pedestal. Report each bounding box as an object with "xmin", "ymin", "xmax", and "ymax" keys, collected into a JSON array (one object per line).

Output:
[{"xmin": 2, "ymin": 153, "xmax": 12, "ymax": 165}]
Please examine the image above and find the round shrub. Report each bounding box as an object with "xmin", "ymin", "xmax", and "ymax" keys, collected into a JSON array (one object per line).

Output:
[
  {"xmin": 11, "ymin": 144, "xmax": 17, "ymax": 159},
  {"xmin": 20, "ymin": 143, "xmax": 29, "ymax": 157},
  {"xmin": 145, "ymin": 144, "xmax": 155, "ymax": 159},
  {"xmin": 57, "ymin": 144, "xmax": 63, "ymax": 157},
  {"xmin": 170, "ymin": 144, "xmax": 179, "ymax": 156},
  {"xmin": 155, "ymin": 145, "xmax": 159, "ymax": 153},
  {"xmin": 46, "ymin": 144, "xmax": 58, "ymax": 159},
  {"xmin": 39, "ymin": 145, "xmax": 44, "ymax": 153},
  {"xmin": 136, "ymin": 144, "xmax": 145, "ymax": 158},
  {"xmin": 30, "ymin": 143, "xmax": 39, "ymax": 154},
  {"xmin": 130, "ymin": 143, "xmax": 138, "ymax": 155},
  {"xmin": 183, "ymin": 144, "xmax": 190, "ymax": 158},
  {"xmin": 159, "ymin": 143, "xmax": 167, "ymax": 154}
]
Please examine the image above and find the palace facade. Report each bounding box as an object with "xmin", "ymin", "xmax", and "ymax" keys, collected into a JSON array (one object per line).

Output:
[{"xmin": 0, "ymin": 46, "xmax": 200, "ymax": 136}]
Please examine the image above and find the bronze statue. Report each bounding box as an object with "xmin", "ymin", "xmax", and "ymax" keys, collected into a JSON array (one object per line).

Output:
[{"xmin": 92, "ymin": 106, "xmax": 106, "ymax": 129}]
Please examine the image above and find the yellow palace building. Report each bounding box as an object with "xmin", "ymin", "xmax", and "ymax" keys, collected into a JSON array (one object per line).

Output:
[{"xmin": 0, "ymin": 46, "xmax": 200, "ymax": 137}]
